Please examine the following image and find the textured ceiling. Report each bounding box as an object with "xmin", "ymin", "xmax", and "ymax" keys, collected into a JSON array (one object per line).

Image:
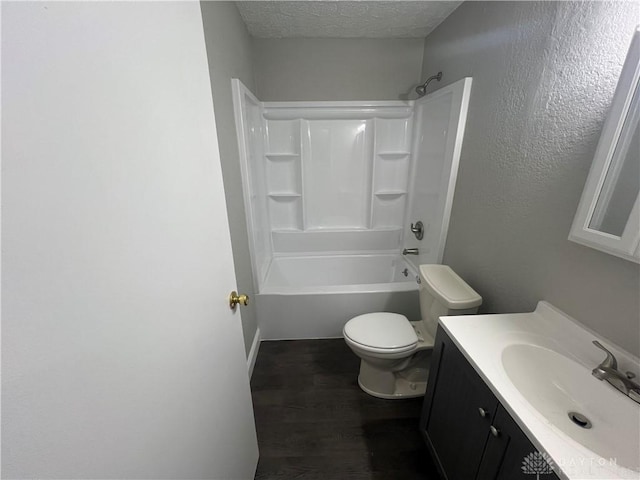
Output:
[{"xmin": 235, "ymin": 1, "xmax": 463, "ymax": 38}]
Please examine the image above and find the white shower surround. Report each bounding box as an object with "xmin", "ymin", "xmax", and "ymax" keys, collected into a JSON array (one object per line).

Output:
[
  {"xmin": 232, "ymin": 78, "xmax": 472, "ymax": 339},
  {"xmin": 262, "ymin": 101, "xmax": 414, "ymax": 233}
]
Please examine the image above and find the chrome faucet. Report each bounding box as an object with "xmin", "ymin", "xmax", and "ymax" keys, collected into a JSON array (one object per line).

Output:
[
  {"xmin": 592, "ymin": 340, "xmax": 640, "ymax": 404},
  {"xmin": 402, "ymin": 248, "xmax": 419, "ymax": 255}
]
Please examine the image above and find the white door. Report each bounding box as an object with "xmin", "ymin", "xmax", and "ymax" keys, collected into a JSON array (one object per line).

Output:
[
  {"xmin": 2, "ymin": 3, "xmax": 258, "ymax": 479},
  {"xmin": 404, "ymin": 78, "xmax": 473, "ymax": 268}
]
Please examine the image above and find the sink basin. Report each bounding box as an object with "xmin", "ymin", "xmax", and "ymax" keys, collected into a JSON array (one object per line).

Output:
[{"xmin": 502, "ymin": 344, "xmax": 640, "ymax": 471}]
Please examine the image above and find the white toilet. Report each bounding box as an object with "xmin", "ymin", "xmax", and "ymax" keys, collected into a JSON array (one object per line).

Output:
[{"xmin": 343, "ymin": 264, "xmax": 482, "ymax": 399}]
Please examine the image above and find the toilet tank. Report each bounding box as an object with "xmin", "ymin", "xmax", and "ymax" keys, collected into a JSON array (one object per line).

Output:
[{"xmin": 418, "ymin": 264, "xmax": 482, "ymax": 339}]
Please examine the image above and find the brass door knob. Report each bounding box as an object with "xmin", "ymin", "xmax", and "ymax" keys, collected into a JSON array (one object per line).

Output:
[{"xmin": 229, "ymin": 291, "xmax": 249, "ymax": 310}]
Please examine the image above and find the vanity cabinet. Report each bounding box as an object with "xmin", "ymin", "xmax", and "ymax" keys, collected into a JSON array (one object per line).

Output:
[{"xmin": 420, "ymin": 327, "xmax": 560, "ymax": 480}]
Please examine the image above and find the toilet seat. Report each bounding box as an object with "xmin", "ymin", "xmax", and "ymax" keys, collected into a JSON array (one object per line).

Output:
[{"xmin": 343, "ymin": 312, "xmax": 418, "ymax": 354}]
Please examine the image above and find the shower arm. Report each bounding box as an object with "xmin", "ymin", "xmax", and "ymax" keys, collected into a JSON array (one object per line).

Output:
[{"xmin": 415, "ymin": 71, "xmax": 443, "ymax": 97}]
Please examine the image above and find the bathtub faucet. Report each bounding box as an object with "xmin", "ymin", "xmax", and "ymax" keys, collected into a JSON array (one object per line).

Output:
[{"xmin": 402, "ymin": 248, "xmax": 419, "ymax": 255}]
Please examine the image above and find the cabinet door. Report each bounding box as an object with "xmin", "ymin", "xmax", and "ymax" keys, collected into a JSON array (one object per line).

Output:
[
  {"xmin": 420, "ymin": 328, "xmax": 499, "ymax": 480},
  {"xmin": 477, "ymin": 404, "xmax": 560, "ymax": 480}
]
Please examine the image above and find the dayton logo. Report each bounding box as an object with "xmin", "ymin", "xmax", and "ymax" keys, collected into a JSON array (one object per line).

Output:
[{"xmin": 522, "ymin": 451, "xmax": 555, "ymax": 479}]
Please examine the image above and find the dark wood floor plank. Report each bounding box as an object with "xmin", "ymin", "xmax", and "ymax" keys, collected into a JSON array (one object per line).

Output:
[
  {"xmin": 255, "ymin": 452, "xmax": 433, "ymax": 480},
  {"xmin": 251, "ymin": 339, "xmax": 440, "ymax": 480},
  {"xmin": 253, "ymin": 389, "xmax": 423, "ymax": 424}
]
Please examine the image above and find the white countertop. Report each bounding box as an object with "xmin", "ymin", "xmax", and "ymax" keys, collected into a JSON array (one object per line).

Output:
[{"xmin": 439, "ymin": 301, "xmax": 640, "ymax": 480}]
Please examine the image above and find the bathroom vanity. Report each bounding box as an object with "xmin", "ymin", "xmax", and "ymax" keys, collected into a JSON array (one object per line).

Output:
[
  {"xmin": 421, "ymin": 326, "xmax": 561, "ymax": 479},
  {"xmin": 420, "ymin": 302, "xmax": 640, "ymax": 480}
]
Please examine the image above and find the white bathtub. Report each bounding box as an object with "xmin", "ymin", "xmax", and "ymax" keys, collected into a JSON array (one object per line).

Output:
[{"xmin": 256, "ymin": 254, "xmax": 421, "ymax": 339}]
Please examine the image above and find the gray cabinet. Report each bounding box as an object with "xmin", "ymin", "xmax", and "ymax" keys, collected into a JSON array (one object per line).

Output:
[{"xmin": 420, "ymin": 327, "xmax": 559, "ymax": 480}]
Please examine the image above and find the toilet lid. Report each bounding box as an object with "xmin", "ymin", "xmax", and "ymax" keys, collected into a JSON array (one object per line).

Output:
[{"xmin": 343, "ymin": 313, "xmax": 418, "ymax": 350}]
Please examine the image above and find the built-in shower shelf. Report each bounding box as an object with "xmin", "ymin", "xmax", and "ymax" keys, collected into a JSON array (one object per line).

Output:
[
  {"xmin": 265, "ymin": 153, "xmax": 300, "ymax": 161},
  {"xmin": 374, "ymin": 191, "xmax": 407, "ymax": 199},
  {"xmin": 268, "ymin": 192, "xmax": 301, "ymax": 198},
  {"xmin": 377, "ymin": 151, "xmax": 411, "ymax": 160},
  {"xmin": 271, "ymin": 228, "xmax": 303, "ymax": 233}
]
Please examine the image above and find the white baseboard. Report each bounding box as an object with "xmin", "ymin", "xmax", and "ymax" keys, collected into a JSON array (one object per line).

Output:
[{"xmin": 247, "ymin": 327, "xmax": 261, "ymax": 379}]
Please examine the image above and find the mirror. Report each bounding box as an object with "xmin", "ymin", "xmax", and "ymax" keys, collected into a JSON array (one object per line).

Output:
[{"xmin": 569, "ymin": 27, "xmax": 640, "ymax": 263}]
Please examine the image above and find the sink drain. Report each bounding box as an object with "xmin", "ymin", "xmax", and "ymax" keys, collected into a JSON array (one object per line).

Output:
[{"xmin": 568, "ymin": 411, "xmax": 592, "ymax": 429}]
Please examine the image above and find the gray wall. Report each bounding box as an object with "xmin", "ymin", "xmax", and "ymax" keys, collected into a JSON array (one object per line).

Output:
[
  {"xmin": 252, "ymin": 38, "xmax": 425, "ymax": 101},
  {"xmin": 420, "ymin": 1, "xmax": 640, "ymax": 355},
  {"xmin": 201, "ymin": 2, "xmax": 258, "ymax": 357}
]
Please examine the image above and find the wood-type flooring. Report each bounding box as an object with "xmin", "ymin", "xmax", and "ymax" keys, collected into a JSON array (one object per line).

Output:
[{"xmin": 251, "ymin": 339, "xmax": 441, "ymax": 479}]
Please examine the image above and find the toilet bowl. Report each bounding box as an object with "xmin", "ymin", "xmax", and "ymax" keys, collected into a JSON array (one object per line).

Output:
[{"xmin": 343, "ymin": 264, "xmax": 481, "ymax": 399}]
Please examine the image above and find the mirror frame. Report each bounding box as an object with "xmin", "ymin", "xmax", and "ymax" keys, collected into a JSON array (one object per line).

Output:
[{"xmin": 569, "ymin": 27, "xmax": 640, "ymax": 263}]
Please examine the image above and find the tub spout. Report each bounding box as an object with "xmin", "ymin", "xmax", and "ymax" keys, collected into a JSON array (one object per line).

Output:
[{"xmin": 402, "ymin": 248, "xmax": 419, "ymax": 255}]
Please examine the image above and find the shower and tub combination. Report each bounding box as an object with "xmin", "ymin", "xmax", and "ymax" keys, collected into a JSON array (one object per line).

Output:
[{"xmin": 232, "ymin": 76, "xmax": 473, "ymax": 340}]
